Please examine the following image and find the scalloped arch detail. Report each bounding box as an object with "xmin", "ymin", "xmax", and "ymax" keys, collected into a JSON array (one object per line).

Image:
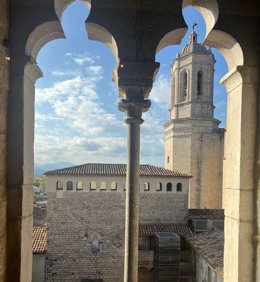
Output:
[
  {"xmin": 25, "ymin": 21, "xmax": 65, "ymax": 60},
  {"xmin": 183, "ymin": 0, "xmax": 219, "ymax": 39},
  {"xmin": 204, "ymin": 30, "xmax": 244, "ymax": 71},
  {"xmin": 55, "ymin": 0, "xmax": 91, "ymax": 20},
  {"xmin": 86, "ymin": 22, "xmax": 118, "ymax": 62},
  {"xmin": 156, "ymin": 28, "xmax": 187, "ymax": 54}
]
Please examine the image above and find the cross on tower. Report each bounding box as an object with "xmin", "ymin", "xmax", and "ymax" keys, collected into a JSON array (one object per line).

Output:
[{"xmin": 192, "ymin": 22, "xmax": 197, "ymax": 32}]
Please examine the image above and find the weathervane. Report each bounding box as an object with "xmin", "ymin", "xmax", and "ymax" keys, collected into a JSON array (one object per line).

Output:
[{"xmin": 192, "ymin": 22, "xmax": 197, "ymax": 32}]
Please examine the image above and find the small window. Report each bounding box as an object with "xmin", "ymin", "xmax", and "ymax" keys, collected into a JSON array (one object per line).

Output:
[
  {"xmin": 67, "ymin": 181, "xmax": 73, "ymax": 191},
  {"xmin": 166, "ymin": 182, "xmax": 172, "ymax": 192},
  {"xmin": 139, "ymin": 236, "xmax": 151, "ymax": 251},
  {"xmin": 197, "ymin": 71, "xmax": 203, "ymax": 96},
  {"xmin": 56, "ymin": 181, "xmax": 63, "ymax": 190},
  {"xmin": 194, "ymin": 220, "xmax": 208, "ymax": 232},
  {"xmin": 100, "ymin": 182, "xmax": 107, "ymax": 190},
  {"xmin": 91, "ymin": 237, "xmax": 100, "ymax": 253},
  {"xmin": 156, "ymin": 182, "xmax": 162, "ymax": 191},
  {"xmin": 144, "ymin": 182, "xmax": 150, "ymax": 191},
  {"xmin": 167, "ymin": 156, "xmax": 170, "ymax": 163},
  {"xmin": 183, "ymin": 71, "xmax": 188, "ymax": 97},
  {"xmin": 111, "ymin": 181, "xmax": 117, "ymax": 191},
  {"xmin": 76, "ymin": 181, "xmax": 83, "ymax": 190},
  {"xmin": 177, "ymin": 183, "xmax": 182, "ymax": 192},
  {"xmin": 90, "ymin": 181, "xmax": 96, "ymax": 190}
]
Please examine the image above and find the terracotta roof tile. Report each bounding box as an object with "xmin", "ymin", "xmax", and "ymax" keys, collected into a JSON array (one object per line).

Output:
[
  {"xmin": 44, "ymin": 163, "xmax": 191, "ymax": 178},
  {"xmin": 139, "ymin": 224, "xmax": 194, "ymax": 237},
  {"xmin": 33, "ymin": 227, "xmax": 47, "ymax": 254},
  {"xmin": 186, "ymin": 230, "xmax": 224, "ymax": 277},
  {"xmin": 188, "ymin": 209, "xmax": 224, "ymax": 220}
]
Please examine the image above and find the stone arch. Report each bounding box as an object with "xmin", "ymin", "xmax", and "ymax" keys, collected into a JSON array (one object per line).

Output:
[
  {"xmin": 156, "ymin": 28, "xmax": 187, "ymax": 54},
  {"xmin": 25, "ymin": 21, "xmax": 65, "ymax": 61},
  {"xmin": 85, "ymin": 22, "xmax": 119, "ymax": 63},
  {"xmin": 56, "ymin": 180, "xmax": 64, "ymax": 190},
  {"xmin": 54, "ymin": 0, "xmax": 91, "ymax": 21}
]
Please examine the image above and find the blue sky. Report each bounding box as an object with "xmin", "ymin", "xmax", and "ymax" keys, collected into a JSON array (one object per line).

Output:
[{"xmin": 35, "ymin": 1, "xmax": 227, "ymax": 169}]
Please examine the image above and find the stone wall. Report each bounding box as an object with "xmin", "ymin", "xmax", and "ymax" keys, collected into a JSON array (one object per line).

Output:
[
  {"xmin": 195, "ymin": 254, "xmax": 223, "ymax": 282},
  {"xmin": 46, "ymin": 177, "xmax": 188, "ymax": 281}
]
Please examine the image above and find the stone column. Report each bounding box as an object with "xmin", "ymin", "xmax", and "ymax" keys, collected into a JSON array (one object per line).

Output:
[
  {"xmin": 221, "ymin": 66, "xmax": 258, "ymax": 282},
  {"xmin": 6, "ymin": 55, "xmax": 42, "ymax": 282},
  {"xmin": 0, "ymin": 0, "xmax": 9, "ymax": 281},
  {"xmin": 117, "ymin": 61, "xmax": 159, "ymax": 282},
  {"xmin": 119, "ymin": 90, "xmax": 151, "ymax": 282}
]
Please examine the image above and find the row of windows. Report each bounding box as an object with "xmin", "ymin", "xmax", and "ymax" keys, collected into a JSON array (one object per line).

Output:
[
  {"xmin": 56, "ymin": 181, "xmax": 183, "ymax": 192},
  {"xmin": 180, "ymin": 70, "xmax": 203, "ymax": 98}
]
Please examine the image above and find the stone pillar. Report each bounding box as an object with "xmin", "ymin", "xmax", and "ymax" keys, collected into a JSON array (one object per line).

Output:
[
  {"xmin": 117, "ymin": 61, "xmax": 159, "ymax": 282},
  {"xmin": 6, "ymin": 55, "xmax": 42, "ymax": 282},
  {"xmin": 0, "ymin": 0, "xmax": 9, "ymax": 281},
  {"xmin": 221, "ymin": 66, "xmax": 258, "ymax": 282}
]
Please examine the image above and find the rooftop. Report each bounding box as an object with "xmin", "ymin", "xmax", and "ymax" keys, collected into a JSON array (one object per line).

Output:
[
  {"xmin": 33, "ymin": 227, "xmax": 47, "ymax": 254},
  {"xmin": 139, "ymin": 224, "xmax": 194, "ymax": 237},
  {"xmin": 188, "ymin": 209, "xmax": 224, "ymax": 220},
  {"xmin": 45, "ymin": 163, "xmax": 191, "ymax": 178},
  {"xmin": 186, "ymin": 230, "xmax": 224, "ymax": 277}
]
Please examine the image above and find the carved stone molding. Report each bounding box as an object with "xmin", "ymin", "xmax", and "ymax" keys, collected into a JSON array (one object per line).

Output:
[{"xmin": 119, "ymin": 98, "xmax": 151, "ymax": 124}]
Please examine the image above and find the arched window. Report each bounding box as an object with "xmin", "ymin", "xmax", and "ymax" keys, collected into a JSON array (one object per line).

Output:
[
  {"xmin": 166, "ymin": 182, "xmax": 172, "ymax": 192},
  {"xmin": 67, "ymin": 181, "xmax": 73, "ymax": 191},
  {"xmin": 90, "ymin": 181, "xmax": 96, "ymax": 190},
  {"xmin": 91, "ymin": 236, "xmax": 100, "ymax": 253},
  {"xmin": 56, "ymin": 180, "xmax": 63, "ymax": 190},
  {"xmin": 183, "ymin": 71, "xmax": 188, "ymax": 97},
  {"xmin": 177, "ymin": 183, "xmax": 182, "ymax": 192},
  {"xmin": 180, "ymin": 70, "xmax": 188, "ymax": 101},
  {"xmin": 100, "ymin": 181, "xmax": 107, "ymax": 190},
  {"xmin": 76, "ymin": 181, "xmax": 83, "ymax": 190},
  {"xmin": 156, "ymin": 182, "xmax": 162, "ymax": 191},
  {"xmin": 111, "ymin": 181, "xmax": 117, "ymax": 190},
  {"xmin": 144, "ymin": 182, "xmax": 150, "ymax": 191},
  {"xmin": 197, "ymin": 71, "xmax": 203, "ymax": 95}
]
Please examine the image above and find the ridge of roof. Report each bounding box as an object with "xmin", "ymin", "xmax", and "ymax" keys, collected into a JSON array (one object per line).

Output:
[{"xmin": 44, "ymin": 163, "xmax": 191, "ymax": 178}]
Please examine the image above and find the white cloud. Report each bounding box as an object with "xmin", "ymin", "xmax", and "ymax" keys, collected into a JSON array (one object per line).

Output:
[
  {"xmin": 73, "ymin": 53, "xmax": 97, "ymax": 66},
  {"xmin": 149, "ymin": 74, "xmax": 171, "ymax": 109},
  {"xmin": 35, "ymin": 59, "xmax": 168, "ymax": 168}
]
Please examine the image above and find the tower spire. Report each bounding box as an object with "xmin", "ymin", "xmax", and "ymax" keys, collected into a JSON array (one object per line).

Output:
[{"xmin": 190, "ymin": 23, "xmax": 198, "ymax": 43}]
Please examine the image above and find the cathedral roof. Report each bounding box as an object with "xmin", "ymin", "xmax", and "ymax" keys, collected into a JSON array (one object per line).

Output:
[{"xmin": 45, "ymin": 163, "xmax": 190, "ymax": 178}]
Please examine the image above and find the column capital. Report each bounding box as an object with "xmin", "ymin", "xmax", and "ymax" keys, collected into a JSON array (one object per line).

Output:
[{"xmin": 119, "ymin": 98, "xmax": 151, "ymax": 125}]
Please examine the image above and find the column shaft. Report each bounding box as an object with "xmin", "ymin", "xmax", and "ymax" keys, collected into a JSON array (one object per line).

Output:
[{"xmin": 124, "ymin": 122, "xmax": 140, "ymax": 282}]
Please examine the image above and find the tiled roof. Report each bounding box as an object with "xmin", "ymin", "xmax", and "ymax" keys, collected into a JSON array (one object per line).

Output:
[
  {"xmin": 45, "ymin": 163, "xmax": 190, "ymax": 178},
  {"xmin": 139, "ymin": 224, "xmax": 194, "ymax": 237},
  {"xmin": 33, "ymin": 227, "xmax": 47, "ymax": 254},
  {"xmin": 186, "ymin": 230, "xmax": 224, "ymax": 277},
  {"xmin": 188, "ymin": 209, "xmax": 224, "ymax": 220}
]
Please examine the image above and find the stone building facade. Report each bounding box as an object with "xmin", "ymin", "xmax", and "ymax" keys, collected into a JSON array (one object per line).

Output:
[
  {"xmin": 164, "ymin": 30, "xmax": 224, "ymax": 209},
  {"xmin": 45, "ymin": 163, "xmax": 190, "ymax": 281}
]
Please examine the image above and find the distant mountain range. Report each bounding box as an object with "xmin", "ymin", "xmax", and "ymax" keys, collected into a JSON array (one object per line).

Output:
[{"xmin": 34, "ymin": 162, "xmax": 75, "ymax": 176}]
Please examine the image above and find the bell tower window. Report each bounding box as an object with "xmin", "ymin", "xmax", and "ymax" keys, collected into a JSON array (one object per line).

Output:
[
  {"xmin": 197, "ymin": 71, "xmax": 203, "ymax": 96},
  {"xmin": 180, "ymin": 71, "xmax": 188, "ymax": 101}
]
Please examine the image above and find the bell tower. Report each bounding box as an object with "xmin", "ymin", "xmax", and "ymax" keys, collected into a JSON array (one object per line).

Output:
[{"xmin": 165, "ymin": 27, "xmax": 224, "ymax": 208}]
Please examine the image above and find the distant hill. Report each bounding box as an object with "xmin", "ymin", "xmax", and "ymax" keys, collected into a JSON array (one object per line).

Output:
[{"xmin": 34, "ymin": 162, "xmax": 74, "ymax": 176}]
